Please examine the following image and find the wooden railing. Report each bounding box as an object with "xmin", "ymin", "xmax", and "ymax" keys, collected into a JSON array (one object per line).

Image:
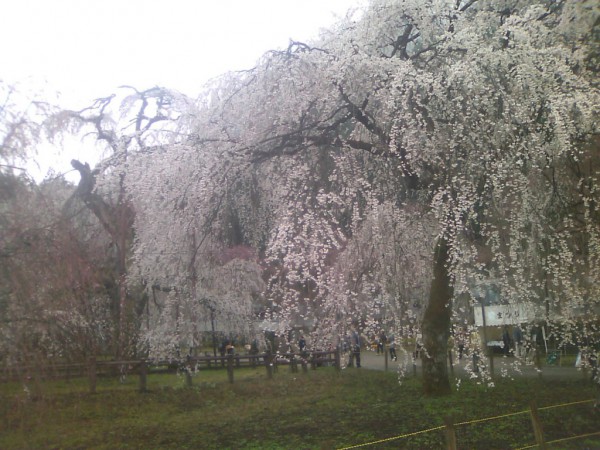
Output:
[{"xmin": 1, "ymin": 349, "xmax": 341, "ymax": 392}]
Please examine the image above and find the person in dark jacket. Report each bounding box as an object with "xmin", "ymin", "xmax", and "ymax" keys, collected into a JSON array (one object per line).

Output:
[
  {"xmin": 502, "ymin": 326, "xmax": 511, "ymax": 356},
  {"xmin": 348, "ymin": 330, "xmax": 361, "ymax": 368},
  {"xmin": 298, "ymin": 336, "xmax": 307, "ymax": 356}
]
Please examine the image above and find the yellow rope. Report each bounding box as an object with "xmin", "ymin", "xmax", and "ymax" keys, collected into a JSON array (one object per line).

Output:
[
  {"xmin": 544, "ymin": 430, "xmax": 600, "ymax": 446},
  {"xmin": 338, "ymin": 398, "xmax": 596, "ymax": 449},
  {"xmin": 514, "ymin": 430, "xmax": 600, "ymax": 450},
  {"xmin": 454, "ymin": 409, "xmax": 529, "ymax": 426},
  {"xmin": 337, "ymin": 425, "xmax": 445, "ymax": 450},
  {"xmin": 454, "ymin": 398, "xmax": 594, "ymax": 427},
  {"xmin": 538, "ymin": 398, "xmax": 594, "ymax": 410}
]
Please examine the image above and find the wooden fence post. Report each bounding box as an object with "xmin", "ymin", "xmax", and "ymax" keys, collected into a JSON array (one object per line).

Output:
[
  {"xmin": 444, "ymin": 416, "xmax": 457, "ymax": 450},
  {"xmin": 88, "ymin": 356, "xmax": 97, "ymax": 394},
  {"xmin": 139, "ymin": 360, "xmax": 147, "ymax": 393},
  {"xmin": 227, "ymin": 354, "xmax": 234, "ymax": 384},
  {"xmin": 529, "ymin": 400, "xmax": 547, "ymax": 449},
  {"xmin": 335, "ymin": 348, "xmax": 341, "ymax": 371},
  {"xmin": 448, "ymin": 350, "xmax": 454, "ymax": 378}
]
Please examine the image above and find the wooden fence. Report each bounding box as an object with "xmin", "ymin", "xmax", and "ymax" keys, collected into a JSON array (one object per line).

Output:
[{"xmin": 1, "ymin": 349, "xmax": 341, "ymax": 393}]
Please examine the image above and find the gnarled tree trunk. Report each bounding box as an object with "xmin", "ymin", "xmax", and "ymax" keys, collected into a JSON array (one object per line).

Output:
[{"xmin": 70, "ymin": 159, "xmax": 136, "ymax": 358}]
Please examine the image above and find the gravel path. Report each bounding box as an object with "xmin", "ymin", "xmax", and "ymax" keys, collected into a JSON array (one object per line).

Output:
[{"xmin": 352, "ymin": 350, "xmax": 593, "ymax": 381}]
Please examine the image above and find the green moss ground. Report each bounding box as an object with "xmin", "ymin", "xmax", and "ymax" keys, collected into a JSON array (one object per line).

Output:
[{"xmin": 1, "ymin": 367, "xmax": 598, "ymax": 449}]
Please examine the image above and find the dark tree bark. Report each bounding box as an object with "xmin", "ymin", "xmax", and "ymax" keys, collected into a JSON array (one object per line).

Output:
[
  {"xmin": 70, "ymin": 159, "xmax": 136, "ymax": 358},
  {"xmin": 421, "ymin": 235, "xmax": 453, "ymax": 396}
]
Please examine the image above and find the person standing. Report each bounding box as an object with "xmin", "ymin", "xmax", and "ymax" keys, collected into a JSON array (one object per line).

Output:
[
  {"xmin": 388, "ymin": 334, "xmax": 397, "ymax": 361},
  {"xmin": 502, "ymin": 326, "xmax": 511, "ymax": 356},
  {"xmin": 378, "ymin": 330, "xmax": 387, "ymax": 355},
  {"xmin": 298, "ymin": 335, "xmax": 306, "ymax": 356},
  {"xmin": 349, "ymin": 329, "xmax": 361, "ymax": 368},
  {"xmin": 512, "ymin": 325, "xmax": 523, "ymax": 356}
]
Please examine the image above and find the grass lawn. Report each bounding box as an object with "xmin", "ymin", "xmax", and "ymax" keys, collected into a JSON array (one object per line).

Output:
[{"xmin": 1, "ymin": 366, "xmax": 599, "ymax": 449}]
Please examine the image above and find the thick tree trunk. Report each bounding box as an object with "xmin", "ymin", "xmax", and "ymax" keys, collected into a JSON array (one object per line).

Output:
[
  {"xmin": 70, "ymin": 159, "xmax": 135, "ymax": 359},
  {"xmin": 421, "ymin": 236, "xmax": 453, "ymax": 396}
]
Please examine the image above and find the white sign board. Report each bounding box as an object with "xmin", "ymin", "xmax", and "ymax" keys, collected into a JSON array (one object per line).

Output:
[{"xmin": 474, "ymin": 303, "xmax": 539, "ymax": 327}]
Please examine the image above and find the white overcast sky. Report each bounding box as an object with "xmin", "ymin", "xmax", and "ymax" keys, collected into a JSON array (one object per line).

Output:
[
  {"xmin": 0, "ymin": 0, "xmax": 363, "ymax": 180},
  {"xmin": 1, "ymin": 0, "xmax": 364, "ymax": 105}
]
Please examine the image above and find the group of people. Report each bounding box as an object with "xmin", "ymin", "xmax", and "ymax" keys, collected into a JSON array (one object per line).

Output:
[
  {"xmin": 502, "ymin": 325, "xmax": 524, "ymax": 356},
  {"xmin": 344, "ymin": 329, "xmax": 399, "ymax": 367},
  {"xmin": 375, "ymin": 331, "xmax": 397, "ymax": 360}
]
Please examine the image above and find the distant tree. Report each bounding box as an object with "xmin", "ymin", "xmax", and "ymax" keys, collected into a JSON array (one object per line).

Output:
[
  {"xmin": 0, "ymin": 80, "xmax": 55, "ymax": 176},
  {"xmin": 54, "ymin": 86, "xmax": 194, "ymax": 358},
  {"xmin": 123, "ymin": 138, "xmax": 267, "ymax": 359},
  {"xmin": 0, "ymin": 175, "xmax": 114, "ymax": 375}
]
